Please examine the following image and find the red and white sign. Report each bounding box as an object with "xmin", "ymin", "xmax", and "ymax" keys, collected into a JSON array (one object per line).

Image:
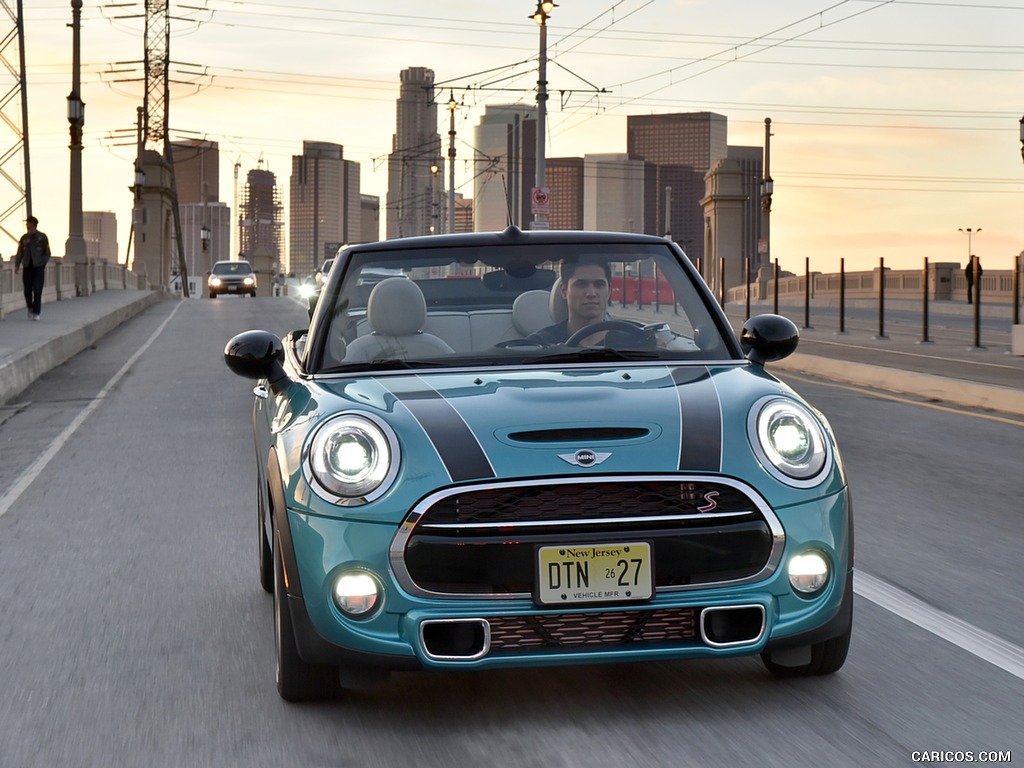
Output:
[{"xmin": 531, "ymin": 186, "xmax": 550, "ymax": 216}]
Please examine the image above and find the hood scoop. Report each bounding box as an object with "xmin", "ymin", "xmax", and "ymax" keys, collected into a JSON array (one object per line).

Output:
[{"xmin": 508, "ymin": 427, "xmax": 649, "ymax": 443}]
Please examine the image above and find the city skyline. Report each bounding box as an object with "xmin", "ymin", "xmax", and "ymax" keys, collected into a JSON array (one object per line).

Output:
[{"xmin": 12, "ymin": 1, "xmax": 1024, "ymax": 276}]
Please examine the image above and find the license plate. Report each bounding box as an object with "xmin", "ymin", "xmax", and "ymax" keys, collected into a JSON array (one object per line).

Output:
[{"xmin": 536, "ymin": 542, "xmax": 652, "ymax": 605}]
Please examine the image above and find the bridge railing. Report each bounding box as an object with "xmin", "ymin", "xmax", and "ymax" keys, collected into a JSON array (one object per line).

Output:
[
  {"xmin": 0, "ymin": 258, "xmax": 148, "ymax": 320},
  {"xmin": 725, "ymin": 263, "xmax": 1018, "ymax": 306}
]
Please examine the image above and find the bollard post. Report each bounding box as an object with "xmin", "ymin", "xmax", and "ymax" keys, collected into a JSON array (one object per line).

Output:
[
  {"xmin": 744, "ymin": 256, "xmax": 750, "ymax": 321},
  {"xmin": 803, "ymin": 256, "xmax": 812, "ymax": 329},
  {"xmin": 719, "ymin": 258, "xmax": 725, "ymax": 307},
  {"xmin": 920, "ymin": 256, "xmax": 932, "ymax": 344},
  {"xmin": 773, "ymin": 259, "xmax": 779, "ymax": 314},
  {"xmin": 636, "ymin": 260, "xmax": 643, "ymax": 311},
  {"xmin": 972, "ymin": 255, "xmax": 983, "ymax": 349},
  {"xmin": 654, "ymin": 263, "xmax": 661, "ymax": 314},
  {"xmin": 838, "ymin": 258, "xmax": 846, "ymax": 335},
  {"xmin": 875, "ymin": 256, "xmax": 888, "ymax": 339},
  {"xmin": 1014, "ymin": 254, "xmax": 1021, "ymax": 326}
]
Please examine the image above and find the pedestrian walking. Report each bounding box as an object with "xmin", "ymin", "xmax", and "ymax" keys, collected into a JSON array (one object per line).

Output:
[
  {"xmin": 14, "ymin": 216, "xmax": 51, "ymax": 320},
  {"xmin": 964, "ymin": 255, "xmax": 983, "ymax": 305}
]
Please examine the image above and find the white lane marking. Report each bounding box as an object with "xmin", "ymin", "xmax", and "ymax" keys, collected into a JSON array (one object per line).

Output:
[
  {"xmin": 0, "ymin": 301, "xmax": 184, "ymax": 520},
  {"xmin": 855, "ymin": 570, "xmax": 1024, "ymax": 681}
]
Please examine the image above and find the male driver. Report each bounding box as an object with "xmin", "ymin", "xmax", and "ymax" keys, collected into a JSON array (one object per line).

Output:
[
  {"xmin": 14, "ymin": 216, "xmax": 51, "ymax": 321},
  {"xmin": 530, "ymin": 258, "xmax": 611, "ymax": 346}
]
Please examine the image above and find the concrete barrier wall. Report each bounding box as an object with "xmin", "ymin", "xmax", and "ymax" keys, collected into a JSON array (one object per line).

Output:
[{"xmin": 0, "ymin": 259, "xmax": 147, "ymax": 320}]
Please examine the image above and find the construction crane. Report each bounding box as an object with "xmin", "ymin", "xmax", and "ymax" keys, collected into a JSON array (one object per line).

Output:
[{"xmin": 233, "ymin": 156, "xmax": 240, "ymax": 257}]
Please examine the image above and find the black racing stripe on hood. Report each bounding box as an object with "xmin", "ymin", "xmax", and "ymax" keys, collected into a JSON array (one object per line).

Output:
[
  {"xmin": 671, "ymin": 367, "xmax": 722, "ymax": 472},
  {"xmin": 379, "ymin": 377, "xmax": 496, "ymax": 482}
]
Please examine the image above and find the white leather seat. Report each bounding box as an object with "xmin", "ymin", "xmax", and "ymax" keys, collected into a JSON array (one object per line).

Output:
[
  {"xmin": 511, "ymin": 290, "xmax": 555, "ymax": 337},
  {"xmin": 548, "ymin": 278, "xmax": 568, "ymax": 325},
  {"xmin": 344, "ymin": 278, "xmax": 454, "ymax": 362}
]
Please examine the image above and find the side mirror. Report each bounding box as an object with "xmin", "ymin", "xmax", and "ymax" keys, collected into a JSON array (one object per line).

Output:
[
  {"xmin": 224, "ymin": 330, "xmax": 288, "ymax": 393},
  {"xmin": 740, "ymin": 314, "xmax": 799, "ymax": 365}
]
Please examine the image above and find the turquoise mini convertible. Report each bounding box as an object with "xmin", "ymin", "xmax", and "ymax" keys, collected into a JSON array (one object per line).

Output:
[{"xmin": 224, "ymin": 228, "xmax": 853, "ymax": 701}]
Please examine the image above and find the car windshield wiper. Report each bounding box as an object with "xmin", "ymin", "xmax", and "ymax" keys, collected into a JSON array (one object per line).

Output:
[{"xmin": 531, "ymin": 347, "xmax": 662, "ymax": 364}]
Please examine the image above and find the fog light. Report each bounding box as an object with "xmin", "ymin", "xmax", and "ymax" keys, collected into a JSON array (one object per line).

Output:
[
  {"xmin": 788, "ymin": 552, "xmax": 830, "ymax": 595},
  {"xmin": 333, "ymin": 570, "xmax": 381, "ymax": 617}
]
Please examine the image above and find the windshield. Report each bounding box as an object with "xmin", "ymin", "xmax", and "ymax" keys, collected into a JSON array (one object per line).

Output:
[
  {"xmin": 310, "ymin": 239, "xmax": 737, "ymax": 372},
  {"xmin": 212, "ymin": 261, "xmax": 253, "ymax": 276}
]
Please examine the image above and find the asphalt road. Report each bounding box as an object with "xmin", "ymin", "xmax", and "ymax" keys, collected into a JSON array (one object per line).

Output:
[{"xmin": 0, "ymin": 296, "xmax": 1020, "ymax": 767}]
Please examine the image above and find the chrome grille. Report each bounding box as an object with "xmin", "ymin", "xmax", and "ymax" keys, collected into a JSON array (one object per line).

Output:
[{"xmin": 390, "ymin": 475, "xmax": 785, "ymax": 600}]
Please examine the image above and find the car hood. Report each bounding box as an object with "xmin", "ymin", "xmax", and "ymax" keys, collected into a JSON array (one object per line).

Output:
[{"xmin": 285, "ymin": 363, "xmax": 844, "ymax": 519}]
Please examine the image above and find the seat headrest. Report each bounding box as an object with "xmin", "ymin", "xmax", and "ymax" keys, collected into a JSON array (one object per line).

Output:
[
  {"xmin": 367, "ymin": 278, "xmax": 425, "ymax": 336},
  {"xmin": 548, "ymin": 278, "xmax": 568, "ymax": 324},
  {"xmin": 512, "ymin": 290, "xmax": 553, "ymax": 335}
]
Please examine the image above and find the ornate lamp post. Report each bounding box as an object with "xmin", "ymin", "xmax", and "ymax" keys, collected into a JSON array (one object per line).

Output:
[
  {"xmin": 760, "ymin": 117, "xmax": 773, "ymax": 276},
  {"xmin": 67, "ymin": 0, "xmax": 89, "ymax": 295}
]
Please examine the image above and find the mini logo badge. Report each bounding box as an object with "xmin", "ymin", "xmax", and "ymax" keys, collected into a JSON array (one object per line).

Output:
[{"xmin": 558, "ymin": 449, "xmax": 612, "ymax": 467}]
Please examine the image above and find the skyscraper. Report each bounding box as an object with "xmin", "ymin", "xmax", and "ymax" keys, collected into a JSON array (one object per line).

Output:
[
  {"xmin": 83, "ymin": 211, "xmax": 118, "ymax": 262},
  {"xmin": 626, "ymin": 112, "xmax": 729, "ymax": 267},
  {"xmin": 473, "ymin": 104, "xmax": 536, "ymax": 232},
  {"xmin": 290, "ymin": 141, "xmax": 361, "ymax": 277},
  {"xmin": 169, "ymin": 139, "xmax": 219, "ymax": 205},
  {"xmin": 386, "ymin": 67, "xmax": 443, "ymax": 239},
  {"xmin": 240, "ymin": 167, "xmax": 283, "ymax": 274},
  {"xmin": 546, "ymin": 157, "xmax": 584, "ymax": 230},
  {"xmin": 583, "ymin": 154, "xmax": 651, "ymax": 234}
]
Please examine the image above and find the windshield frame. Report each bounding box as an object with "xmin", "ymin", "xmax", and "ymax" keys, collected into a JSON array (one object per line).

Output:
[{"xmin": 303, "ymin": 230, "xmax": 742, "ymax": 375}]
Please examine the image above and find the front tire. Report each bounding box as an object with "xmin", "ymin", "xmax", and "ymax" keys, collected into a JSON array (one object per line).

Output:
[{"xmin": 273, "ymin": 532, "xmax": 339, "ymax": 701}]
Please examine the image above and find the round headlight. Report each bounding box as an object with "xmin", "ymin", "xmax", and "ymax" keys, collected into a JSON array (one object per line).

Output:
[
  {"xmin": 749, "ymin": 397, "xmax": 829, "ymax": 485},
  {"xmin": 209, "ymin": 277, "xmax": 221, "ymax": 287},
  {"xmin": 308, "ymin": 414, "xmax": 399, "ymax": 502},
  {"xmin": 788, "ymin": 551, "xmax": 830, "ymax": 595}
]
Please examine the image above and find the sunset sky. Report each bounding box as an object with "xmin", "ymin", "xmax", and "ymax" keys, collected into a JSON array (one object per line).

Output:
[{"xmin": 15, "ymin": 0, "xmax": 1024, "ymax": 276}]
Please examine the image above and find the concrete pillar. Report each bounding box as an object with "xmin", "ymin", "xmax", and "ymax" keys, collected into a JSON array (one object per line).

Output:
[{"xmin": 131, "ymin": 150, "xmax": 177, "ymax": 292}]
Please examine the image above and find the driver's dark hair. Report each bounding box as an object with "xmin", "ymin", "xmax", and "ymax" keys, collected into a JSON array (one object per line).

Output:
[{"xmin": 560, "ymin": 256, "xmax": 611, "ymax": 284}]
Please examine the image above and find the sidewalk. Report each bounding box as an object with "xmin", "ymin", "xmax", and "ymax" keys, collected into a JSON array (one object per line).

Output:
[
  {"xmin": 0, "ymin": 289, "xmax": 159, "ymax": 407},
  {"xmin": 0, "ymin": 289, "xmax": 1021, "ymax": 418}
]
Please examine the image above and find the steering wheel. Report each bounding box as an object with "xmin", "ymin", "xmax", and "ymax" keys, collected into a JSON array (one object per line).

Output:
[{"xmin": 565, "ymin": 319, "xmax": 654, "ymax": 347}]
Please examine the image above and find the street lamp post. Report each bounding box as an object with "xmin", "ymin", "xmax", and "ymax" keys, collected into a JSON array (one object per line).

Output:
[
  {"xmin": 760, "ymin": 117, "xmax": 773, "ymax": 275},
  {"xmin": 531, "ymin": 1, "xmax": 555, "ymax": 230},
  {"xmin": 67, "ymin": 0, "xmax": 89, "ymax": 295},
  {"xmin": 430, "ymin": 162, "xmax": 440, "ymax": 234},
  {"xmin": 448, "ymin": 92, "xmax": 458, "ymax": 235}
]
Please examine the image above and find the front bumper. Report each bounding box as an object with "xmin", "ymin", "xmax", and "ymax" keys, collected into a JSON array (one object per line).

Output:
[{"xmin": 283, "ymin": 486, "xmax": 852, "ymax": 671}]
